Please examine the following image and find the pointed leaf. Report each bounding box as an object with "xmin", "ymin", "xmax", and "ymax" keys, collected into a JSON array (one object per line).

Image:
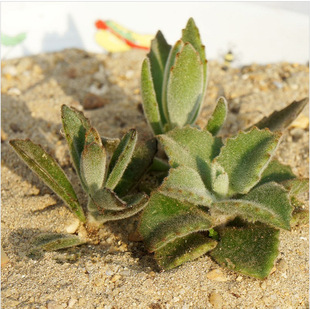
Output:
[
  {"xmin": 106, "ymin": 129, "xmax": 137, "ymax": 190},
  {"xmin": 155, "ymin": 233, "xmax": 217, "ymax": 270},
  {"xmin": 211, "ymin": 161, "xmax": 229, "ymax": 197},
  {"xmin": 215, "ymin": 127, "xmax": 282, "ymax": 196},
  {"xmin": 210, "ymin": 224, "xmax": 280, "ymax": 279},
  {"xmin": 181, "ymin": 18, "xmax": 207, "ymax": 123},
  {"xmin": 139, "ymin": 192, "xmax": 213, "ymax": 252},
  {"xmin": 249, "ymin": 98, "xmax": 308, "ymax": 131},
  {"xmin": 181, "ymin": 17, "xmax": 207, "ymax": 83},
  {"xmin": 281, "ymin": 178, "xmax": 309, "ymax": 196},
  {"xmin": 162, "ymin": 40, "xmax": 185, "ymax": 125},
  {"xmin": 89, "ymin": 193, "xmax": 148, "ymax": 224},
  {"xmin": 159, "ymin": 166, "xmax": 214, "ymax": 206},
  {"xmin": 114, "ymin": 138, "xmax": 157, "ymax": 197},
  {"xmin": 10, "ymin": 139, "xmax": 86, "ymax": 222},
  {"xmin": 85, "ymin": 127, "xmax": 102, "ymax": 145},
  {"xmin": 205, "ymin": 97, "xmax": 228, "ymax": 135},
  {"xmin": 158, "ymin": 126, "xmax": 223, "ymax": 189},
  {"xmin": 166, "ymin": 43, "xmax": 204, "ymax": 128},
  {"xmin": 141, "ymin": 58, "xmax": 164, "ymax": 135},
  {"xmin": 29, "ymin": 233, "xmax": 86, "ymax": 255},
  {"xmin": 147, "ymin": 30, "xmax": 171, "ymax": 124},
  {"xmin": 88, "ymin": 187, "xmax": 127, "ymax": 211},
  {"xmin": 61, "ymin": 105, "xmax": 91, "ymax": 179},
  {"xmin": 257, "ymin": 158, "xmax": 296, "ymax": 186},
  {"xmin": 80, "ymin": 142, "xmax": 106, "ymax": 195},
  {"xmin": 212, "ymin": 182, "xmax": 292, "ymax": 230}
]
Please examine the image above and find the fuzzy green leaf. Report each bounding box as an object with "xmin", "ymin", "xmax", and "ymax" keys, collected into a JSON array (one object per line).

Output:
[
  {"xmin": 257, "ymin": 158, "xmax": 296, "ymax": 186},
  {"xmin": 205, "ymin": 97, "xmax": 228, "ymax": 135},
  {"xmin": 161, "ymin": 40, "xmax": 185, "ymax": 124},
  {"xmin": 114, "ymin": 138, "xmax": 157, "ymax": 197},
  {"xmin": 210, "ymin": 224, "xmax": 280, "ymax": 279},
  {"xmin": 141, "ymin": 58, "xmax": 164, "ymax": 135},
  {"xmin": 61, "ymin": 105, "xmax": 91, "ymax": 180},
  {"xmin": 9, "ymin": 139, "xmax": 86, "ymax": 222},
  {"xmin": 155, "ymin": 233, "xmax": 217, "ymax": 270},
  {"xmin": 139, "ymin": 192, "xmax": 213, "ymax": 252},
  {"xmin": 147, "ymin": 30, "xmax": 171, "ymax": 125},
  {"xmin": 80, "ymin": 142, "xmax": 106, "ymax": 195},
  {"xmin": 281, "ymin": 178, "xmax": 309, "ymax": 196},
  {"xmin": 85, "ymin": 127, "xmax": 102, "ymax": 145},
  {"xmin": 181, "ymin": 17, "xmax": 207, "ymax": 82},
  {"xmin": 89, "ymin": 193, "xmax": 148, "ymax": 224},
  {"xmin": 159, "ymin": 166, "xmax": 214, "ymax": 206},
  {"xmin": 181, "ymin": 18, "xmax": 207, "ymax": 123},
  {"xmin": 106, "ymin": 129, "xmax": 137, "ymax": 190},
  {"xmin": 158, "ymin": 126, "xmax": 223, "ymax": 189},
  {"xmin": 211, "ymin": 161, "xmax": 229, "ymax": 197},
  {"xmin": 215, "ymin": 127, "xmax": 281, "ymax": 196},
  {"xmin": 166, "ymin": 43, "xmax": 204, "ymax": 128},
  {"xmin": 250, "ymin": 98, "xmax": 309, "ymax": 132},
  {"xmin": 29, "ymin": 233, "xmax": 86, "ymax": 255},
  {"xmin": 212, "ymin": 182, "xmax": 292, "ymax": 230},
  {"xmin": 88, "ymin": 187, "xmax": 127, "ymax": 211}
]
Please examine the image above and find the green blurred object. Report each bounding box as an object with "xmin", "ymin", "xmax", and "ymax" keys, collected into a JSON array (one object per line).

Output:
[{"xmin": 1, "ymin": 32, "xmax": 26, "ymax": 46}]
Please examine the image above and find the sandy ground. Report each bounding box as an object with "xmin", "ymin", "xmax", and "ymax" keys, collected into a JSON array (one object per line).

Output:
[{"xmin": 1, "ymin": 49, "xmax": 309, "ymax": 309}]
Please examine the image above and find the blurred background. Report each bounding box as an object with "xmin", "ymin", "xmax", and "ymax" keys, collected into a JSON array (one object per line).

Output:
[{"xmin": 1, "ymin": 1, "xmax": 309, "ymax": 65}]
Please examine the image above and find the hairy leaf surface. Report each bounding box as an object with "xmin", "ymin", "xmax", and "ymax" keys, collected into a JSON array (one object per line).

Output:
[
  {"xmin": 212, "ymin": 182, "xmax": 292, "ymax": 230},
  {"xmin": 155, "ymin": 233, "xmax": 217, "ymax": 270},
  {"xmin": 166, "ymin": 43, "xmax": 204, "ymax": 128},
  {"xmin": 210, "ymin": 224, "xmax": 279, "ymax": 279},
  {"xmin": 205, "ymin": 97, "xmax": 228, "ymax": 135},
  {"xmin": 10, "ymin": 139, "xmax": 85, "ymax": 222},
  {"xmin": 141, "ymin": 58, "xmax": 164, "ymax": 134},
  {"xmin": 89, "ymin": 193, "xmax": 148, "ymax": 224},
  {"xmin": 159, "ymin": 166, "xmax": 214, "ymax": 206},
  {"xmin": 139, "ymin": 192, "xmax": 213, "ymax": 252},
  {"xmin": 158, "ymin": 126, "xmax": 223, "ymax": 188},
  {"xmin": 106, "ymin": 129, "xmax": 137, "ymax": 190},
  {"xmin": 215, "ymin": 127, "xmax": 281, "ymax": 196}
]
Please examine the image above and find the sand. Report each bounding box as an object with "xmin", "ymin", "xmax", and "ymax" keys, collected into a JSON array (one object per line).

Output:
[{"xmin": 1, "ymin": 48, "xmax": 309, "ymax": 308}]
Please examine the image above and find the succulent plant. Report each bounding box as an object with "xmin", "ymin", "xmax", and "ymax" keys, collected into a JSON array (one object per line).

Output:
[
  {"xmin": 141, "ymin": 17, "xmax": 207, "ymax": 134},
  {"xmin": 10, "ymin": 105, "xmax": 156, "ymax": 251},
  {"xmin": 8, "ymin": 17, "xmax": 308, "ymax": 280},
  {"xmin": 138, "ymin": 96, "xmax": 308, "ymax": 279}
]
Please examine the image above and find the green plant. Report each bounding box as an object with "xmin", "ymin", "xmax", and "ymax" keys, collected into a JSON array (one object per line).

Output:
[
  {"xmin": 138, "ymin": 96, "xmax": 308, "ymax": 279},
  {"xmin": 8, "ymin": 18, "xmax": 308, "ymax": 279},
  {"xmin": 10, "ymin": 105, "xmax": 156, "ymax": 251},
  {"xmin": 141, "ymin": 18, "xmax": 207, "ymax": 134}
]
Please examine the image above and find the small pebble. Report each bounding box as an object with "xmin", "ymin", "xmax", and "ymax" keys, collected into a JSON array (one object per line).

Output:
[
  {"xmin": 10, "ymin": 123, "xmax": 23, "ymax": 133},
  {"xmin": 1, "ymin": 128, "xmax": 7, "ymax": 142},
  {"xmin": 276, "ymin": 259, "xmax": 288, "ymax": 272},
  {"xmin": 83, "ymin": 92, "xmax": 109, "ymax": 110},
  {"xmin": 209, "ymin": 292, "xmax": 223, "ymax": 308},
  {"xmin": 65, "ymin": 219, "xmax": 80, "ymax": 234},
  {"xmin": 7, "ymin": 87, "xmax": 21, "ymax": 96},
  {"xmin": 67, "ymin": 297, "xmax": 78, "ymax": 308},
  {"xmin": 207, "ymin": 269, "xmax": 228, "ymax": 282}
]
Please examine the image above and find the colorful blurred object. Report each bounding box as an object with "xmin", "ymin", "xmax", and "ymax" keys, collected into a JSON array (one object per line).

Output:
[
  {"xmin": 95, "ymin": 20, "xmax": 153, "ymax": 52},
  {"xmin": 1, "ymin": 32, "xmax": 26, "ymax": 46}
]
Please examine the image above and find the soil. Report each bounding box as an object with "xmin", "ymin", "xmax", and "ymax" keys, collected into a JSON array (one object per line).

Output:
[{"xmin": 1, "ymin": 48, "xmax": 309, "ymax": 309}]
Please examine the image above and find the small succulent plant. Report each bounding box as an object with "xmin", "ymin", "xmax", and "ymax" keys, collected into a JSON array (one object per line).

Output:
[
  {"xmin": 138, "ymin": 96, "xmax": 309, "ymax": 279},
  {"xmin": 10, "ymin": 105, "xmax": 156, "ymax": 251},
  {"xmin": 8, "ymin": 17, "xmax": 308, "ymax": 280},
  {"xmin": 141, "ymin": 18, "xmax": 207, "ymax": 134}
]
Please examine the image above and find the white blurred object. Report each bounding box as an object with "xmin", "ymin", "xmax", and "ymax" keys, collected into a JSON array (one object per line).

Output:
[{"xmin": 1, "ymin": 2, "xmax": 309, "ymax": 65}]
